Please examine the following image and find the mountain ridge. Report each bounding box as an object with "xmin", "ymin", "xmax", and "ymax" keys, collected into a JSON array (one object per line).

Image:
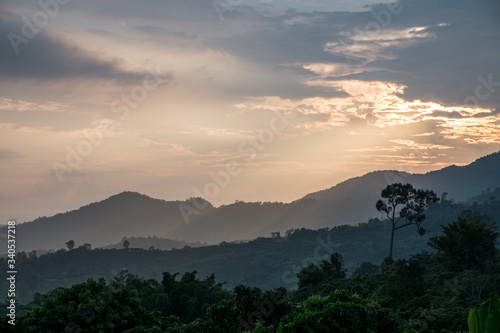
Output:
[{"xmin": 5, "ymin": 151, "xmax": 500, "ymax": 252}]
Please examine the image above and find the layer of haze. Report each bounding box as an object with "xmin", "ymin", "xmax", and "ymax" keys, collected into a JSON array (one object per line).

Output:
[{"xmin": 1, "ymin": 0, "xmax": 499, "ymax": 223}]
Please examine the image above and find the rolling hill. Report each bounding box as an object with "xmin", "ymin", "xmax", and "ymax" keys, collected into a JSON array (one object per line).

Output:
[
  {"xmin": 4, "ymin": 151, "xmax": 500, "ymax": 252},
  {"xmin": 4, "ymin": 196, "xmax": 500, "ymax": 304}
]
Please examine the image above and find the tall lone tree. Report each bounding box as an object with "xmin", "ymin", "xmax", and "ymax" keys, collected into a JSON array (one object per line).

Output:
[
  {"xmin": 376, "ymin": 183, "xmax": 439, "ymax": 259},
  {"xmin": 65, "ymin": 240, "xmax": 75, "ymax": 251}
]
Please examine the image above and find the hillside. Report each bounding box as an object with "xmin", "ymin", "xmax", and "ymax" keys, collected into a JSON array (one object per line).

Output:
[
  {"xmin": 301, "ymin": 151, "xmax": 500, "ymax": 206},
  {"xmin": 3, "ymin": 197, "xmax": 499, "ymax": 305},
  {"xmin": 3, "ymin": 151, "xmax": 500, "ymax": 252},
  {"xmin": 4, "ymin": 193, "xmax": 214, "ymax": 253},
  {"xmin": 101, "ymin": 236, "xmax": 208, "ymax": 250}
]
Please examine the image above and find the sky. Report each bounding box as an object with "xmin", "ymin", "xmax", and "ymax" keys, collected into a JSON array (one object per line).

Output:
[{"xmin": 1, "ymin": 0, "xmax": 499, "ymax": 223}]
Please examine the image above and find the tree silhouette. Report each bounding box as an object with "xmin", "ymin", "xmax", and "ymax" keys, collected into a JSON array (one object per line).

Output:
[
  {"xmin": 17, "ymin": 278, "xmax": 154, "ymax": 332},
  {"xmin": 353, "ymin": 261, "xmax": 380, "ymax": 277},
  {"xmin": 428, "ymin": 211, "xmax": 499, "ymax": 272},
  {"xmin": 297, "ymin": 253, "xmax": 347, "ymax": 289},
  {"xmin": 376, "ymin": 183, "xmax": 439, "ymax": 259},
  {"xmin": 65, "ymin": 240, "xmax": 75, "ymax": 251},
  {"xmin": 123, "ymin": 239, "xmax": 130, "ymax": 250}
]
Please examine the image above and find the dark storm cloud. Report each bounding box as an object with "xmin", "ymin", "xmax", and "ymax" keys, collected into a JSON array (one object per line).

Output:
[
  {"xmin": 2, "ymin": 0, "xmax": 498, "ymax": 106},
  {"xmin": 430, "ymin": 111, "xmax": 466, "ymax": 119},
  {"xmin": 133, "ymin": 25, "xmax": 199, "ymax": 42},
  {"xmin": 67, "ymin": 0, "xmax": 219, "ymax": 21},
  {"xmin": 206, "ymin": 0, "xmax": 500, "ymax": 106},
  {"xmin": 474, "ymin": 108, "xmax": 500, "ymax": 118},
  {"xmin": 350, "ymin": 0, "xmax": 500, "ymax": 107},
  {"xmin": 207, "ymin": 10, "xmax": 357, "ymax": 65},
  {"xmin": 0, "ymin": 10, "xmax": 145, "ymax": 83},
  {"xmin": 429, "ymin": 109, "xmax": 499, "ymax": 120}
]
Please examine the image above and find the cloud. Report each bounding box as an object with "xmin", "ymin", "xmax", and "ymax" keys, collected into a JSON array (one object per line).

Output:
[
  {"xmin": 207, "ymin": 0, "xmax": 500, "ymax": 107},
  {"xmin": 6, "ymin": 0, "xmax": 496, "ymax": 107},
  {"xmin": 137, "ymin": 137, "xmax": 194, "ymax": 155},
  {"xmin": 474, "ymin": 108, "xmax": 500, "ymax": 119},
  {"xmin": 304, "ymin": 63, "xmax": 368, "ymax": 78},
  {"xmin": 0, "ymin": 97, "xmax": 67, "ymax": 112},
  {"xmin": 361, "ymin": 0, "xmax": 500, "ymax": 107},
  {"xmin": 325, "ymin": 25, "xmax": 437, "ymax": 64},
  {"xmin": 0, "ymin": 10, "xmax": 147, "ymax": 83},
  {"xmin": 430, "ymin": 110, "xmax": 466, "ymax": 119},
  {"xmin": 0, "ymin": 97, "xmax": 95, "ymax": 131},
  {"xmin": 0, "ymin": 148, "xmax": 22, "ymax": 159}
]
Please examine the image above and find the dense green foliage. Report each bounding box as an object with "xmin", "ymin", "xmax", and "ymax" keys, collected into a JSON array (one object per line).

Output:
[
  {"xmin": 9, "ymin": 278, "xmax": 156, "ymax": 332},
  {"xmin": 296, "ymin": 252, "xmax": 347, "ymax": 289},
  {"xmin": 468, "ymin": 293, "xmax": 500, "ymax": 333},
  {"xmin": 3, "ymin": 196, "xmax": 499, "ymax": 306},
  {"xmin": 1, "ymin": 186, "xmax": 499, "ymax": 333},
  {"xmin": 428, "ymin": 212, "xmax": 499, "ymax": 272},
  {"xmin": 111, "ymin": 270, "xmax": 231, "ymax": 323},
  {"xmin": 1, "ymin": 210, "xmax": 497, "ymax": 332},
  {"xmin": 274, "ymin": 290, "xmax": 398, "ymax": 333}
]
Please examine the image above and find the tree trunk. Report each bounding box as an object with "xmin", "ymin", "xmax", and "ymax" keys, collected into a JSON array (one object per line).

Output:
[{"xmin": 389, "ymin": 227, "xmax": 395, "ymax": 259}]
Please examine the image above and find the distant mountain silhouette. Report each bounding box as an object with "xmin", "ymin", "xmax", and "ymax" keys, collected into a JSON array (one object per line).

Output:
[
  {"xmin": 5, "ymin": 151, "xmax": 500, "ymax": 252},
  {"xmin": 7, "ymin": 196, "xmax": 500, "ymax": 304},
  {"xmin": 299, "ymin": 151, "xmax": 500, "ymax": 223},
  {"xmin": 303, "ymin": 151, "xmax": 500, "ymax": 202}
]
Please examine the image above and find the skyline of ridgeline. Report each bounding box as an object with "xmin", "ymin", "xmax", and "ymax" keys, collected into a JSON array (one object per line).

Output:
[
  {"xmin": 2, "ymin": 0, "xmax": 500, "ymax": 225},
  {"xmin": 2, "ymin": 150, "xmax": 499, "ymax": 253}
]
